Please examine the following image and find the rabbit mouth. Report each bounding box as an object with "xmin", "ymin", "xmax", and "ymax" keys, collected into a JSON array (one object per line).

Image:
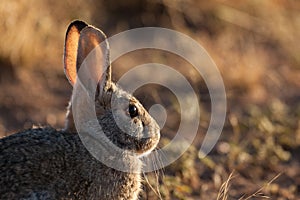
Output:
[
  {"xmin": 113, "ymin": 134, "xmax": 159, "ymax": 155},
  {"xmin": 134, "ymin": 137, "xmax": 159, "ymax": 155}
]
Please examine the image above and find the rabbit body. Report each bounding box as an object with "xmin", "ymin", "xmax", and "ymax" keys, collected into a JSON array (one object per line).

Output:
[
  {"xmin": 0, "ymin": 128, "xmax": 140, "ymax": 199},
  {"xmin": 0, "ymin": 127, "xmax": 141, "ymax": 200},
  {"xmin": 0, "ymin": 20, "xmax": 160, "ymax": 200}
]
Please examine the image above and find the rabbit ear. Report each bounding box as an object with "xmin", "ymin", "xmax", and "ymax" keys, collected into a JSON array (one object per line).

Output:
[
  {"xmin": 64, "ymin": 20, "xmax": 88, "ymax": 85},
  {"xmin": 76, "ymin": 26, "xmax": 112, "ymax": 95}
]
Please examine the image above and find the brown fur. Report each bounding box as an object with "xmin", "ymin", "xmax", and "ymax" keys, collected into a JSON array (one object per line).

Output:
[{"xmin": 0, "ymin": 20, "xmax": 160, "ymax": 200}]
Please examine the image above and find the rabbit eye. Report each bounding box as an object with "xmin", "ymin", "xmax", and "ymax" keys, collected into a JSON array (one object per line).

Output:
[{"xmin": 128, "ymin": 104, "xmax": 138, "ymax": 118}]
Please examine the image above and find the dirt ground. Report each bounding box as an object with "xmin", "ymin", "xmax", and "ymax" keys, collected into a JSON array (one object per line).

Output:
[{"xmin": 0, "ymin": 1, "xmax": 299, "ymax": 199}]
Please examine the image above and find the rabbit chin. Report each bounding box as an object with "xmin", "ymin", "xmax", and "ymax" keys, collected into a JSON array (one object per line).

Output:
[
  {"xmin": 134, "ymin": 136, "xmax": 160, "ymax": 157},
  {"xmin": 135, "ymin": 144, "xmax": 157, "ymax": 158}
]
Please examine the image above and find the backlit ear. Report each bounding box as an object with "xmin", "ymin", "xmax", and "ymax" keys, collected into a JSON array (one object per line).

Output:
[
  {"xmin": 76, "ymin": 26, "xmax": 112, "ymax": 94},
  {"xmin": 64, "ymin": 20, "xmax": 88, "ymax": 85}
]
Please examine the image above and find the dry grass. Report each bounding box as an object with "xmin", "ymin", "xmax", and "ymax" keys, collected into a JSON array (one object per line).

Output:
[
  {"xmin": 0, "ymin": 0, "xmax": 299, "ymax": 199},
  {"xmin": 217, "ymin": 171, "xmax": 235, "ymax": 200}
]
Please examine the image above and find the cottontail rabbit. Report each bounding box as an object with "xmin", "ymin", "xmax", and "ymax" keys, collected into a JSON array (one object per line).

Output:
[{"xmin": 0, "ymin": 20, "xmax": 160, "ymax": 200}]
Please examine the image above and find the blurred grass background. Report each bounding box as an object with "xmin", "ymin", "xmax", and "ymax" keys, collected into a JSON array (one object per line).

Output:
[{"xmin": 0, "ymin": 0, "xmax": 299, "ymax": 199}]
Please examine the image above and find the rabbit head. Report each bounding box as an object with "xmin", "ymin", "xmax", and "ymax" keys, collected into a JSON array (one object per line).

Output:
[{"xmin": 63, "ymin": 20, "xmax": 160, "ymax": 156}]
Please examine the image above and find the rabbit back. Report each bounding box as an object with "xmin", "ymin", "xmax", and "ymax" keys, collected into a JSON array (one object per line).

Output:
[
  {"xmin": 0, "ymin": 127, "xmax": 141, "ymax": 199},
  {"xmin": 0, "ymin": 127, "xmax": 85, "ymax": 199}
]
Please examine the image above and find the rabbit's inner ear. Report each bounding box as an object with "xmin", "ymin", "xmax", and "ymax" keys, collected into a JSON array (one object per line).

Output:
[
  {"xmin": 77, "ymin": 26, "xmax": 112, "ymax": 95},
  {"xmin": 64, "ymin": 20, "xmax": 88, "ymax": 86}
]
